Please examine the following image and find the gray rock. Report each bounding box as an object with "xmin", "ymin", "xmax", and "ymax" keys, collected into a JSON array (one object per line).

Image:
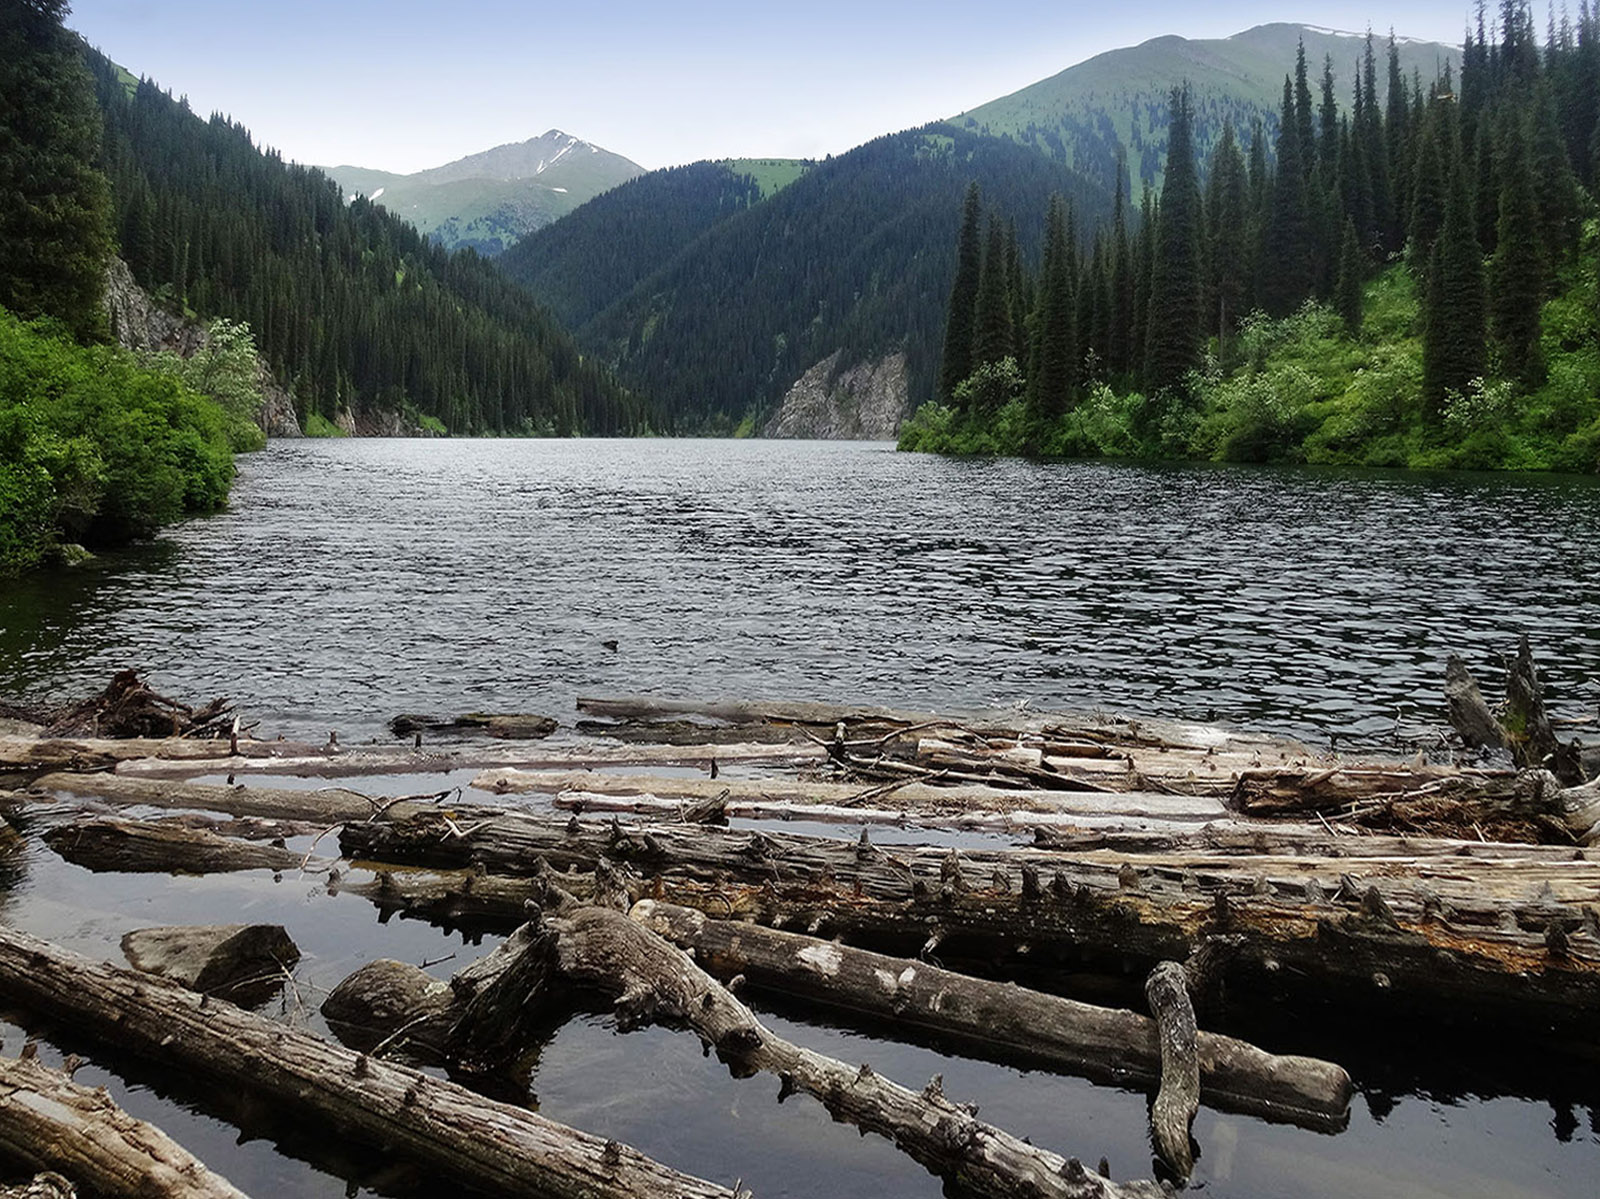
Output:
[{"xmin": 763, "ymin": 350, "xmax": 909, "ymax": 440}]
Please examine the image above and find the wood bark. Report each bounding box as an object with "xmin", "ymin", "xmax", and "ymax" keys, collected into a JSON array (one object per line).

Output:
[
  {"xmin": 537, "ymin": 906, "xmax": 1166, "ymax": 1199},
  {"xmin": 0, "ymin": 925, "xmax": 739, "ymax": 1199},
  {"xmin": 0, "ymin": 1054, "xmax": 248, "ymax": 1198},
  {"xmin": 1144, "ymin": 963, "xmax": 1199, "ymax": 1181},
  {"xmin": 337, "ymin": 807, "xmax": 1600, "ymax": 1035},
  {"xmin": 43, "ymin": 819, "xmax": 312, "ymax": 876},
  {"xmin": 629, "ymin": 900, "xmax": 1350, "ymax": 1129},
  {"xmin": 389, "ymin": 713, "xmax": 559, "ymax": 740}
]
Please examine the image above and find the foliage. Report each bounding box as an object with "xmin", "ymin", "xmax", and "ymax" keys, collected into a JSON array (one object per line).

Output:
[
  {"xmin": 85, "ymin": 50, "xmax": 642, "ymax": 435},
  {"xmin": 0, "ymin": 0, "xmax": 114, "ymax": 342},
  {"xmin": 0, "ymin": 306, "xmax": 233, "ymax": 574},
  {"xmin": 142, "ymin": 319, "xmax": 267, "ymax": 452},
  {"xmin": 301, "ymin": 411, "xmax": 347, "ymax": 438}
]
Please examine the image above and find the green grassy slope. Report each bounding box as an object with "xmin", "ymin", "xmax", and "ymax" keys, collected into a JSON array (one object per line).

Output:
[{"xmin": 956, "ymin": 23, "xmax": 1458, "ymax": 192}]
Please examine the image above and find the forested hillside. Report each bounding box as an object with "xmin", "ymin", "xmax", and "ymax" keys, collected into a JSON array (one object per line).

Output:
[
  {"xmin": 89, "ymin": 52, "xmax": 645, "ymax": 435},
  {"xmin": 906, "ymin": 10, "xmax": 1600, "ymax": 473},
  {"xmin": 504, "ymin": 127, "xmax": 1115, "ymax": 432}
]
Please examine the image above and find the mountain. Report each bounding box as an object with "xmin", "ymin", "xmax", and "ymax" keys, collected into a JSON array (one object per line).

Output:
[
  {"xmin": 324, "ymin": 131, "xmax": 644, "ymax": 255},
  {"xmin": 955, "ymin": 23, "xmax": 1458, "ymax": 193},
  {"xmin": 498, "ymin": 129, "xmax": 1113, "ymax": 432},
  {"xmin": 499, "ymin": 23, "xmax": 1463, "ymax": 435},
  {"xmin": 90, "ymin": 57, "xmax": 644, "ymax": 435}
]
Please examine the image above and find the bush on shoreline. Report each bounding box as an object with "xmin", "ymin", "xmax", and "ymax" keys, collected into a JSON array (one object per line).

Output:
[{"xmin": 0, "ymin": 306, "xmax": 234, "ymax": 575}]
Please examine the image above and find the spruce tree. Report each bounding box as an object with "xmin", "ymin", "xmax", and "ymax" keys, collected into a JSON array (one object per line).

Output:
[
  {"xmin": 1472, "ymin": 121, "xmax": 1500, "ymax": 254},
  {"xmin": 1422, "ymin": 167, "xmax": 1486, "ymax": 422},
  {"xmin": 1107, "ymin": 169, "xmax": 1134, "ymax": 376},
  {"xmin": 1144, "ymin": 85, "xmax": 1203, "ymax": 394},
  {"xmin": 1385, "ymin": 33, "xmax": 1413, "ymax": 238},
  {"xmin": 1334, "ymin": 218, "xmax": 1367, "ymax": 333},
  {"xmin": 1530, "ymin": 80, "xmax": 1582, "ymax": 262},
  {"xmin": 0, "ymin": 0, "xmax": 114, "ymax": 340},
  {"xmin": 1488, "ymin": 114, "xmax": 1545, "ymax": 387},
  {"xmin": 1318, "ymin": 55, "xmax": 1341, "ymax": 172},
  {"xmin": 1362, "ymin": 32, "xmax": 1396, "ymax": 252},
  {"xmin": 1294, "ymin": 41, "xmax": 1317, "ymax": 175},
  {"xmin": 1261, "ymin": 78, "xmax": 1313, "ymax": 316},
  {"xmin": 938, "ymin": 182, "xmax": 983, "ymax": 402},
  {"xmin": 1408, "ymin": 105, "xmax": 1449, "ymax": 265},
  {"xmin": 1026, "ymin": 195, "xmax": 1076, "ymax": 433},
  {"xmin": 1130, "ymin": 186, "xmax": 1156, "ymax": 382},
  {"xmin": 1203, "ymin": 121, "xmax": 1250, "ymax": 347},
  {"xmin": 970, "ymin": 217, "xmax": 1015, "ymax": 374}
]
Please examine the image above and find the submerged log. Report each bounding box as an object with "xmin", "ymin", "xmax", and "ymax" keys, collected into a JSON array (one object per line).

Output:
[
  {"xmin": 122, "ymin": 924, "xmax": 300, "ymax": 1004},
  {"xmin": 0, "ymin": 925, "xmax": 739, "ymax": 1199},
  {"xmin": 389, "ymin": 713, "xmax": 559, "ymax": 740},
  {"xmin": 1144, "ymin": 962, "xmax": 1199, "ymax": 1181},
  {"xmin": 630, "ymin": 900, "xmax": 1350, "ymax": 1129},
  {"xmin": 0, "ymin": 1054, "xmax": 248, "ymax": 1198},
  {"xmin": 535, "ymin": 906, "xmax": 1164, "ymax": 1199}
]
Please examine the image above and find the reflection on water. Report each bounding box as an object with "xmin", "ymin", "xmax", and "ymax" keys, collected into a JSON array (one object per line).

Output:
[{"xmin": 1, "ymin": 440, "xmax": 1595, "ymax": 746}]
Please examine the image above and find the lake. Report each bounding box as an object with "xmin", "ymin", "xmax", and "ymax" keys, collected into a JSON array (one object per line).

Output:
[
  {"xmin": 3, "ymin": 438, "xmax": 1596, "ymax": 745},
  {"xmin": 1, "ymin": 438, "xmax": 1598, "ymax": 1198}
]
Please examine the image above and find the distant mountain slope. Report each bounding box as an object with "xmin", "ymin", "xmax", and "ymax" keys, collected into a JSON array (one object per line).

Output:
[
  {"xmin": 498, "ymin": 160, "xmax": 781, "ymax": 334},
  {"xmin": 957, "ymin": 23, "xmax": 1458, "ymax": 192},
  {"xmin": 504, "ymin": 127, "xmax": 1114, "ymax": 432},
  {"xmin": 324, "ymin": 130, "xmax": 644, "ymax": 254},
  {"xmin": 89, "ymin": 57, "xmax": 643, "ymax": 434}
]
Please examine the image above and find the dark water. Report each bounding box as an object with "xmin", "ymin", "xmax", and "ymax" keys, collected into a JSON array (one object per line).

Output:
[
  {"xmin": 2, "ymin": 439, "xmax": 1597, "ymax": 744},
  {"xmin": 2, "ymin": 440, "xmax": 1600, "ymax": 1197}
]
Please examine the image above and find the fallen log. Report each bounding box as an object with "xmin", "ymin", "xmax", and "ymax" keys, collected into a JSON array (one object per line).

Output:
[
  {"xmin": 0, "ymin": 1173, "xmax": 73, "ymax": 1199},
  {"xmin": 477, "ymin": 767, "xmax": 1229, "ymax": 820},
  {"xmin": 516, "ymin": 906, "xmax": 1166, "ymax": 1199},
  {"xmin": 1144, "ymin": 962, "xmax": 1199, "ymax": 1181},
  {"xmin": 43, "ymin": 819, "xmax": 313, "ymax": 876},
  {"xmin": 30, "ymin": 772, "xmax": 438, "ymax": 823},
  {"xmin": 629, "ymin": 900, "xmax": 1350, "ymax": 1130},
  {"xmin": 0, "ymin": 1054, "xmax": 248, "ymax": 1198},
  {"xmin": 337, "ymin": 808, "xmax": 1600, "ymax": 1035},
  {"xmin": 389, "ymin": 713, "xmax": 559, "ymax": 740},
  {"xmin": 0, "ymin": 924, "xmax": 740, "ymax": 1199},
  {"xmin": 40, "ymin": 671, "xmax": 234, "ymax": 742}
]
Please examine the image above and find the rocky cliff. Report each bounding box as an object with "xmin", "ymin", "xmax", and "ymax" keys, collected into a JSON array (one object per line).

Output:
[
  {"xmin": 102, "ymin": 259, "xmax": 302, "ymax": 438},
  {"xmin": 762, "ymin": 351, "xmax": 908, "ymax": 440}
]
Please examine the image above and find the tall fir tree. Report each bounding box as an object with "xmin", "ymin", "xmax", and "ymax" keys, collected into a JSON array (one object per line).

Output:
[
  {"xmin": 1334, "ymin": 217, "xmax": 1367, "ymax": 333},
  {"xmin": 1408, "ymin": 101, "xmax": 1449, "ymax": 265},
  {"xmin": 938, "ymin": 182, "xmax": 983, "ymax": 402},
  {"xmin": 1362, "ymin": 32, "xmax": 1397, "ymax": 252},
  {"xmin": 1025, "ymin": 195, "xmax": 1076, "ymax": 434},
  {"xmin": 1472, "ymin": 120, "xmax": 1500, "ymax": 254},
  {"xmin": 970, "ymin": 216, "xmax": 1015, "ymax": 374},
  {"xmin": 1422, "ymin": 164, "xmax": 1487, "ymax": 422},
  {"xmin": 1144, "ymin": 85, "xmax": 1204, "ymax": 394},
  {"xmin": 1318, "ymin": 54, "xmax": 1341, "ymax": 172},
  {"xmin": 0, "ymin": 0, "xmax": 113, "ymax": 340},
  {"xmin": 1203, "ymin": 120, "xmax": 1250, "ymax": 357},
  {"xmin": 1107, "ymin": 167, "xmax": 1134, "ymax": 376},
  {"xmin": 1385, "ymin": 32, "xmax": 1414, "ymax": 244},
  {"xmin": 1294, "ymin": 40, "xmax": 1317, "ymax": 175},
  {"xmin": 1488, "ymin": 112, "xmax": 1546, "ymax": 387},
  {"xmin": 1261, "ymin": 77, "xmax": 1314, "ymax": 316}
]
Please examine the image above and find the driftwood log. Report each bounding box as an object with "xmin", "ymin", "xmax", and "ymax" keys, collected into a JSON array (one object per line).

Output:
[
  {"xmin": 0, "ymin": 1173, "xmax": 74, "ymax": 1199},
  {"xmin": 1445, "ymin": 642, "xmax": 1587, "ymax": 784},
  {"xmin": 389, "ymin": 713, "xmax": 559, "ymax": 740},
  {"xmin": 0, "ymin": 925, "xmax": 740, "ymax": 1199},
  {"xmin": 0, "ymin": 1054, "xmax": 248, "ymax": 1198},
  {"xmin": 1144, "ymin": 962, "xmax": 1200, "ymax": 1180},
  {"xmin": 464, "ymin": 906, "xmax": 1167, "ymax": 1199},
  {"xmin": 43, "ymin": 820, "xmax": 312, "ymax": 876},
  {"xmin": 121, "ymin": 924, "xmax": 299, "ymax": 1004},
  {"xmin": 629, "ymin": 900, "xmax": 1350, "ymax": 1129},
  {"xmin": 337, "ymin": 807, "xmax": 1600, "ymax": 1036}
]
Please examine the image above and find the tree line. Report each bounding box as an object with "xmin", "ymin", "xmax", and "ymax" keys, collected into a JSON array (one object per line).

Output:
[{"xmin": 920, "ymin": 3, "xmax": 1599, "ymax": 470}]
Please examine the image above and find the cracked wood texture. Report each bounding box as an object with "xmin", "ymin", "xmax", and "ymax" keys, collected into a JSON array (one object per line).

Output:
[
  {"xmin": 0, "ymin": 1054, "xmax": 247, "ymax": 1198},
  {"xmin": 0, "ymin": 926, "xmax": 736, "ymax": 1199}
]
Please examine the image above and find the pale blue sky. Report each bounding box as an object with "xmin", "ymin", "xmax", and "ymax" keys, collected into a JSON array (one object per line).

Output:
[{"xmin": 68, "ymin": 2, "xmax": 1483, "ymax": 173}]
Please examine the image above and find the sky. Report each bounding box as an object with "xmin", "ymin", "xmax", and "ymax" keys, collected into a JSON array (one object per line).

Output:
[{"xmin": 67, "ymin": 2, "xmax": 1484, "ymax": 174}]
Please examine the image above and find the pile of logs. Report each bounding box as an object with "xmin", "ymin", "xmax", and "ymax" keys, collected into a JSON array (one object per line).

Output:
[
  {"xmin": 37, "ymin": 671, "xmax": 235, "ymax": 742},
  {"xmin": 0, "ymin": 660, "xmax": 1595, "ymax": 1196}
]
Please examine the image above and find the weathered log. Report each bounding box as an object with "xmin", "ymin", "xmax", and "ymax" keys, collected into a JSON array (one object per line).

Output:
[
  {"xmin": 122, "ymin": 924, "xmax": 299, "ymax": 1003},
  {"xmin": 1445, "ymin": 655, "xmax": 1506, "ymax": 750},
  {"xmin": 538, "ymin": 906, "xmax": 1165, "ymax": 1199},
  {"xmin": 1503, "ymin": 636, "xmax": 1584, "ymax": 783},
  {"xmin": 0, "ymin": 1173, "xmax": 73, "ymax": 1199},
  {"xmin": 389, "ymin": 713, "xmax": 559, "ymax": 740},
  {"xmin": 630, "ymin": 900, "xmax": 1350, "ymax": 1129},
  {"xmin": 1144, "ymin": 963, "xmax": 1199, "ymax": 1181},
  {"xmin": 31, "ymin": 772, "xmax": 433, "ymax": 823},
  {"xmin": 43, "ymin": 819, "xmax": 312, "ymax": 876},
  {"xmin": 479, "ymin": 767, "xmax": 1229, "ymax": 819},
  {"xmin": 337, "ymin": 808, "xmax": 1600, "ymax": 1035},
  {"xmin": 0, "ymin": 925, "xmax": 739, "ymax": 1199},
  {"xmin": 0, "ymin": 1054, "xmax": 248, "ymax": 1198},
  {"xmin": 40, "ymin": 671, "xmax": 234, "ymax": 741}
]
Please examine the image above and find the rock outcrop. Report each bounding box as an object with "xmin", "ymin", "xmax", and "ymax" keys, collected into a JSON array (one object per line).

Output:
[
  {"xmin": 102, "ymin": 259, "xmax": 302, "ymax": 439},
  {"xmin": 763, "ymin": 351, "xmax": 908, "ymax": 440}
]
